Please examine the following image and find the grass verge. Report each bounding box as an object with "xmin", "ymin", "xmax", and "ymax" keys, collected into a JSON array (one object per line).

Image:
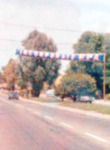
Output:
[
  {"xmin": 25, "ymin": 96, "xmax": 59, "ymax": 103},
  {"xmin": 60, "ymin": 101, "xmax": 110, "ymax": 115}
]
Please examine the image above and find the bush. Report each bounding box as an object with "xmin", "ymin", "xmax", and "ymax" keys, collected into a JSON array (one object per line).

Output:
[{"xmin": 55, "ymin": 73, "xmax": 96, "ymax": 99}]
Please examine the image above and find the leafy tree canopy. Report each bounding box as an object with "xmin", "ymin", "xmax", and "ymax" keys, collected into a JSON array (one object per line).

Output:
[
  {"xmin": 55, "ymin": 73, "xmax": 96, "ymax": 98},
  {"xmin": 2, "ymin": 59, "xmax": 18, "ymax": 90},
  {"xmin": 22, "ymin": 30, "xmax": 57, "ymax": 52},
  {"xmin": 74, "ymin": 31, "xmax": 104, "ymax": 53},
  {"xmin": 19, "ymin": 30, "xmax": 60, "ymax": 97},
  {"xmin": 67, "ymin": 31, "xmax": 110, "ymax": 94}
]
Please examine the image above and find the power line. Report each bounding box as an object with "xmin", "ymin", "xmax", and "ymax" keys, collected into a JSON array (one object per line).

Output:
[
  {"xmin": 0, "ymin": 38, "xmax": 74, "ymax": 45},
  {"xmin": 0, "ymin": 38, "xmax": 108, "ymax": 46},
  {"xmin": 0, "ymin": 22, "xmax": 83, "ymax": 33},
  {"xmin": 55, "ymin": 43, "xmax": 74, "ymax": 45},
  {"xmin": 0, "ymin": 38, "xmax": 20, "ymax": 42}
]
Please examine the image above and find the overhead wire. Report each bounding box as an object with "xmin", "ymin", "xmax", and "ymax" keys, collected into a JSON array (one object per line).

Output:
[
  {"xmin": 0, "ymin": 22, "xmax": 81, "ymax": 45},
  {"xmin": 0, "ymin": 38, "xmax": 74, "ymax": 45},
  {"xmin": 0, "ymin": 22, "xmax": 83, "ymax": 33}
]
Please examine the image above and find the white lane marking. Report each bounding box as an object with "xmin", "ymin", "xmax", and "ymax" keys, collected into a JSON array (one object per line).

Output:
[
  {"xmin": 27, "ymin": 108, "xmax": 31, "ymax": 112},
  {"xmin": 44, "ymin": 116, "xmax": 54, "ymax": 121},
  {"xmin": 84, "ymin": 132, "xmax": 109, "ymax": 144},
  {"xmin": 33, "ymin": 111, "xmax": 41, "ymax": 116},
  {"xmin": 60, "ymin": 122, "xmax": 73, "ymax": 129},
  {"xmin": 16, "ymin": 105, "xmax": 23, "ymax": 108}
]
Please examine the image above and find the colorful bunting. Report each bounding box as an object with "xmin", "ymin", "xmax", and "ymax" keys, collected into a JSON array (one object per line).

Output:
[{"xmin": 16, "ymin": 49, "xmax": 104, "ymax": 62}]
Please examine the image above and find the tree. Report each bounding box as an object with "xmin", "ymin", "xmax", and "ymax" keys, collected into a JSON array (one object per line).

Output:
[
  {"xmin": 0, "ymin": 72, "xmax": 5, "ymax": 83},
  {"xmin": 74, "ymin": 32, "xmax": 104, "ymax": 53},
  {"xmin": 103, "ymin": 34, "xmax": 110, "ymax": 93},
  {"xmin": 18, "ymin": 30, "xmax": 60, "ymax": 97},
  {"xmin": 2, "ymin": 59, "xmax": 18, "ymax": 90},
  {"xmin": 67, "ymin": 31, "xmax": 110, "ymax": 95},
  {"xmin": 67, "ymin": 61, "xmax": 103, "ymax": 92},
  {"xmin": 55, "ymin": 73, "xmax": 96, "ymax": 100}
]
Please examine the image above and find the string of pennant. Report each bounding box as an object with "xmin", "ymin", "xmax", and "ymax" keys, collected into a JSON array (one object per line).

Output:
[{"xmin": 16, "ymin": 49, "xmax": 104, "ymax": 62}]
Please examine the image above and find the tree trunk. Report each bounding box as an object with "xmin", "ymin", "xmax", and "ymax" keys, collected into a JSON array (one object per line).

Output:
[{"xmin": 32, "ymin": 88, "xmax": 40, "ymax": 97}]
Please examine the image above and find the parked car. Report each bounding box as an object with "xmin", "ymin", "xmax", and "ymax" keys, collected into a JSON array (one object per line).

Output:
[
  {"xmin": 8, "ymin": 91, "xmax": 19, "ymax": 100},
  {"xmin": 79, "ymin": 96, "xmax": 95, "ymax": 103},
  {"xmin": 46, "ymin": 89, "xmax": 55, "ymax": 97}
]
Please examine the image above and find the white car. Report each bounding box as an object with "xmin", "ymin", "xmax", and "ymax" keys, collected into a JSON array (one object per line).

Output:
[
  {"xmin": 79, "ymin": 96, "xmax": 95, "ymax": 103},
  {"xmin": 46, "ymin": 89, "xmax": 55, "ymax": 97}
]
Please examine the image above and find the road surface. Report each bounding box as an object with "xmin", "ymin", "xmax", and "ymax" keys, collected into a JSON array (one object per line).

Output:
[{"xmin": 0, "ymin": 93, "xmax": 110, "ymax": 150}]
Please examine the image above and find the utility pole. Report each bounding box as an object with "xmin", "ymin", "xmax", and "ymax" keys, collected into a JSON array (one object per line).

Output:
[{"xmin": 103, "ymin": 44, "xmax": 106, "ymax": 100}]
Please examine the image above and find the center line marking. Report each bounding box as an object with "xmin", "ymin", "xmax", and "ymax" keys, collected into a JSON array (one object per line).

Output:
[
  {"xmin": 44, "ymin": 116, "xmax": 54, "ymax": 121},
  {"xmin": 84, "ymin": 132, "xmax": 109, "ymax": 144},
  {"xmin": 60, "ymin": 122, "xmax": 73, "ymax": 129},
  {"xmin": 34, "ymin": 111, "xmax": 41, "ymax": 115},
  {"xmin": 16, "ymin": 105, "xmax": 23, "ymax": 108},
  {"xmin": 27, "ymin": 108, "xmax": 31, "ymax": 112}
]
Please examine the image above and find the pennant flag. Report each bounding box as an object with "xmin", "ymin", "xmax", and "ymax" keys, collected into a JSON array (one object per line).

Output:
[{"xmin": 16, "ymin": 49, "xmax": 105, "ymax": 62}]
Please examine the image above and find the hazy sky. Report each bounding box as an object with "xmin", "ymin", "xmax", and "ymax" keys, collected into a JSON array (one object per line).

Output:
[{"xmin": 0, "ymin": 0, "xmax": 110, "ymax": 73}]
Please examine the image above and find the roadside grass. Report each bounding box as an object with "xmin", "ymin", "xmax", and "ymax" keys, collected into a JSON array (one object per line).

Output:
[
  {"xmin": 26, "ymin": 96, "xmax": 60, "ymax": 103},
  {"xmin": 27, "ymin": 97, "xmax": 110, "ymax": 115},
  {"xmin": 60, "ymin": 101, "xmax": 110, "ymax": 115}
]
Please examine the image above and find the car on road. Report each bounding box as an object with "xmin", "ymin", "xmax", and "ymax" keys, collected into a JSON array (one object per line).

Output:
[
  {"xmin": 79, "ymin": 96, "xmax": 95, "ymax": 103},
  {"xmin": 8, "ymin": 91, "xmax": 19, "ymax": 100}
]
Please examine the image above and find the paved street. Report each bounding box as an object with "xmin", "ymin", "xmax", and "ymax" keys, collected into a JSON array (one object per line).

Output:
[{"xmin": 0, "ymin": 93, "xmax": 110, "ymax": 150}]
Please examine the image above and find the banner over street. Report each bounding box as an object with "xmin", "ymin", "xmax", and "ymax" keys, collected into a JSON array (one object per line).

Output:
[{"xmin": 16, "ymin": 49, "xmax": 104, "ymax": 62}]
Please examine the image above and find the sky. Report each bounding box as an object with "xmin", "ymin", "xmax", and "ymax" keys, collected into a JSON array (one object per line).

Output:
[{"xmin": 0, "ymin": 0, "xmax": 110, "ymax": 73}]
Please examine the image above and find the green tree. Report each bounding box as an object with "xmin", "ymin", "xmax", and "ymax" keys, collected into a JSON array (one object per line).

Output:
[
  {"xmin": 67, "ymin": 31, "xmax": 110, "ymax": 95},
  {"xmin": 104, "ymin": 34, "xmax": 110, "ymax": 93},
  {"xmin": 2, "ymin": 59, "xmax": 18, "ymax": 90},
  {"xmin": 74, "ymin": 32, "xmax": 104, "ymax": 53},
  {"xmin": 18, "ymin": 30, "xmax": 60, "ymax": 97},
  {"xmin": 55, "ymin": 73, "xmax": 96, "ymax": 100},
  {"xmin": 0, "ymin": 72, "xmax": 5, "ymax": 83}
]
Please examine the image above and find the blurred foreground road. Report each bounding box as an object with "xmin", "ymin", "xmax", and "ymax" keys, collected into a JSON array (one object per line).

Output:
[{"xmin": 0, "ymin": 93, "xmax": 110, "ymax": 150}]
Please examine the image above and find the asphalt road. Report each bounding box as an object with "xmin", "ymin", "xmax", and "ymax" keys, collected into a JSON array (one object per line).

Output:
[{"xmin": 0, "ymin": 93, "xmax": 110, "ymax": 150}]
